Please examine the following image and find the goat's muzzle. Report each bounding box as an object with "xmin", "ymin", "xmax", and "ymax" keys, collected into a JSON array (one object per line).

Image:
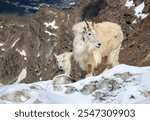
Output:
[{"xmin": 96, "ymin": 43, "xmax": 101, "ymax": 48}]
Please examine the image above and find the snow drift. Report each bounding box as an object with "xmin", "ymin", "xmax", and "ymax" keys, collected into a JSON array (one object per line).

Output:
[{"xmin": 0, "ymin": 64, "xmax": 150, "ymax": 104}]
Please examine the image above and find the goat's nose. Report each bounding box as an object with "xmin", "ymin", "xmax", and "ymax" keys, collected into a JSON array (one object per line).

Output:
[
  {"xmin": 59, "ymin": 66, "xmax": 62, "ymax": 69},
  {"xmin": 96, "ymin": 43, "xmax": 101, "ymax": 48},
  {"xmin": 98, "ymin": 43, "xmax": 101, "ymax": 46}
]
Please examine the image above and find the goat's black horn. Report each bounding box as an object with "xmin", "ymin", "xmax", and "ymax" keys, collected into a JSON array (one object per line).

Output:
[{"xmin": 84, "ymin": 20, "xmax": 90, "ymax": 29}]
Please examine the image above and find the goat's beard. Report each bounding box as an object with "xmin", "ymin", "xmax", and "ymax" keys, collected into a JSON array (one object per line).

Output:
[{"xmin": 86, "ymin": 42, "xmax": 96, "ymax": 52}]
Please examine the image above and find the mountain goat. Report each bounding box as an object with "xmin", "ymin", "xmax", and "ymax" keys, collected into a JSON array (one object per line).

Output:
[
  {"xmin": 54, "ymin": 52, "xmax": 72, "ymax": 76},
  {"xmin": 72, "ymin": 21, "xmax": 124, "ymax": 77},
  {"xmin": 54, "ymin": 52, "xmax": 86, "ymax": 80}
]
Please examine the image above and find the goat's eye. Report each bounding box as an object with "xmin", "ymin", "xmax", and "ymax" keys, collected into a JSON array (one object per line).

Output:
[
  {"xmin": 56, "ymin": 61, "xmax": 59, "ymax": 64},
  {"xmin": 88, "ymin": 33, "xmax": 91, "ymax": 35}
]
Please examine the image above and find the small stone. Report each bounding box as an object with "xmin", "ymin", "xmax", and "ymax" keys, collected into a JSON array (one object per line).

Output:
[
  {"xmin": 92, "ymin": 91, "xmax": 106, "ymax": 101},
  {"xmin": 65, "ymin": 86, "xmax": 77, "ymax": 94},
  {"xmin": 80, "ymin": 83, "xmax": 97, "ymax": 95}
]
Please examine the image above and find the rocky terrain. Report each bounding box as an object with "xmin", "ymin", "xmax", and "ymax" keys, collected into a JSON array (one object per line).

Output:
[
  {"xmin": 0, "ymin": 0, "xmax": 150, "ymax": 85},
  {"xmin": 0, "ymin": 64, "xmax": 150, "ymax": 104}
]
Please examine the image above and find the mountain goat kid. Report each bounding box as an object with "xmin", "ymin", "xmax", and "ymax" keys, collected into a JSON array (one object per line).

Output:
[
  {"xmin": 72, "ymin": 21, "xmax": 124, "ymax": 77},
  {"xmin": 54, "ymin": 52, "xmax": 72, "ymax": 76}
]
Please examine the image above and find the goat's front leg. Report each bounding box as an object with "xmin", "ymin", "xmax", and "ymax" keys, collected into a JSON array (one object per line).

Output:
[{"xmin": 85, "ymin": 64, "xmax": 93, "ymax": 77}]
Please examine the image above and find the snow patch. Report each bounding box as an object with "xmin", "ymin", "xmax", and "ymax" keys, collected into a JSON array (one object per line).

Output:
[
  {"xmin": 49, "ymin": 11, "xmax": 57, "ymax": 15},
  {"xmin": 134, "ymin": 2, "xmax": 149, "ymax": 19},
  {"xmin": 67, "ymin": 14, "xmax": 70, "ymax": 20},
  {"xmin": 0, "ymin": 26, "xmax": 3, "ymax": 29},
  {"xmin": 45, "ymin": 30, "xmax": 57, "ymax": 37},
  {"xmin": 16, "ymin": 49, "xmax": 27, "ymax": 60},
  {"xmin": 125, "ymin": 0, "xmax": 149, "ymax": 24},
  {"xmin": 15, "ymin": 68, "xmax": 27, "ymax": 84},
  {"xmin": 70, "ymin": 2, "xmax": 76, "ymax": 6},
  {"xmin": 47, "ymin": 38, "xmax": 50, "ymax": 42},
  {"xmin": 19, "ymin": 25, "xmax": 25, "ymax": 28},
  {"xmin": 125, "ymin": 0, "xmax": 135, "ymax": 8},
  {"xmin": 44, "ymin": 20, "xmax": 58, "ymax": 29},
  {"xmin": 11, "ymin": 38, "xmax": 20, "ymax": 48},
  {"xmin": 16, "ymin": 49, "xmax": 26, "ymax": 56},
  {"xmin": 1, "ymin": 48, "xmax": 5, "ymax": 51},
  {"xmin": 0, "ymin": 64, "xmax": 150, "ymax": 104},
  {"xmin": 0, "ymin": 43, "xmax": 4, "ymax": 47},
  {"xmin": 38, "ymin": 53, "xmax": 40, "ymax": 57},
  {"xmin": 39, "ymin": 77, "xmax": 42, "ymax": 81},
  {"xmin": 132, "ymin": 19, "xmax": 137, "ymax": 24}
]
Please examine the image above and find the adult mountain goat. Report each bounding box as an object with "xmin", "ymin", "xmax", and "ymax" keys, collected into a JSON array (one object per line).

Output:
[{"xmin": 72, "ymin": 21, "xmax": 124, "ymax": 77}]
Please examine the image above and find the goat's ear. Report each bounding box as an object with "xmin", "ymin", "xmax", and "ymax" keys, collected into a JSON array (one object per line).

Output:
[
  {"xmin": 92, "ymin": 21, "xmax": 95, "ymax": 28},
  {"xmin": 83, "ymin": 27, "xmax": 86, "ymax": 32},
  {"xmin": 92, "ymin": 18, "xmax": 95, "ymax": 26},
  {"xmin": 54, "ymin": 53, "xmax": 58, "ymax": 59}
]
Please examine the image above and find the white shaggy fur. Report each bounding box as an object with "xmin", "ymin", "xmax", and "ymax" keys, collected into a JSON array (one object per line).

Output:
[
  {"xmin": 54, "ymin": 52, "xmax": 72, "ymax": 75},
  {"xmin": 72, "ymin": 21, "xmax": 124, "ymax": 77}
]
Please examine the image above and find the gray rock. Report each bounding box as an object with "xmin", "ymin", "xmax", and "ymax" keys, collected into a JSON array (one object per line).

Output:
[
  {"xmin": 0, "ymin": 89, "xmax": 30, "ymax": 102},
  {"xmin": 113, "ymin": 72, "xmax": 133, "ymax": 81},
  {"xmin": 65, "ymin": 86, "xmax": 78, "ymax": 94},
  {"xmin": 80, "ymin": 83, "xmax": 97, "ymax": 95},
  {"xmin": 0, "ymin": 6, "xmax": 80, "ymax": 84},
  {"xmin": 92, "ymin": 91, "xmax": 106, "ymax": 100}
]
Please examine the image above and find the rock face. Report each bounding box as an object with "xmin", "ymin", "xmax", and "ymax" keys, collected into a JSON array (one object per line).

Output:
[
  {"xmin": 0, "ymin": 6, "xmax": 79, "ymax": 84},
  {"xmin": 94, "ymin": 0, "xmax": 150, "ymax": 69},
  {"xmin": 0, "ymin": 0, "xmax": 150, "ymax": 84}
]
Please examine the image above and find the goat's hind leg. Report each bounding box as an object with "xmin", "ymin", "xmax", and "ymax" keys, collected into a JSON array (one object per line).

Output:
[
  {"xmin": 107, "ymin": 46, "xmax": 121, "ymax": 68},
  {"xmin": 101, "ymin": 48, "xmax": 120, "ymax": 74}
]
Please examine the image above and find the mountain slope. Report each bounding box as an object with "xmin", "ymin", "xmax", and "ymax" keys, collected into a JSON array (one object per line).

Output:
[{"xmin": 0, "ymin": 64, "xmax": 150, "ymax": 104}]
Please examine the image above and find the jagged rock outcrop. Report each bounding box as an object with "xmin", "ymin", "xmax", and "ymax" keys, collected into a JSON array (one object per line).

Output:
[
  {"xmin": 0, "ymin": 6, "xmax": 79, "ymax": 84},
  {"xmin": 94, "ymin": 0, "xmax": 150, "ymax": 67},
  {"xmin": 0, "ymin": 0, "xmax": 149, "ymax": 84}
]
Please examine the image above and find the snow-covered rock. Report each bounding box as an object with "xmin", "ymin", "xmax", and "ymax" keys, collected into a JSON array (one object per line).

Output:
[
  {"xmin": 0, "ymin": 64, "xmax": 150, "ymax": 104},
  {"xmin": 125, "ymin": 0, "xmax": 149, "ymax": 24},
  {"xmin": 134, "ymin": 2, "xmax": 149, "ymax": 19}
]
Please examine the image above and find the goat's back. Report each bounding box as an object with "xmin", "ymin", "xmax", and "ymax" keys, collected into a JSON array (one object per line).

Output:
[{"xmin": 94, "ymin": 22, "xmax": 124, "ymax": 56}]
